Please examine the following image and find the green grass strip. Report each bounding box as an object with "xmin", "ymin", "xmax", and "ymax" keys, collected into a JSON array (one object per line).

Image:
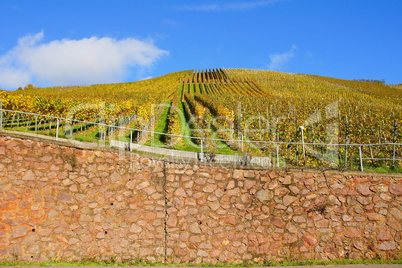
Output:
[
  {"xmin": 0, "ymin": 258, "xmax": 401, "ymax": 267},
  {"xmin": 149, "ymin": 101, "xmax": 172, "ymax": 147}
]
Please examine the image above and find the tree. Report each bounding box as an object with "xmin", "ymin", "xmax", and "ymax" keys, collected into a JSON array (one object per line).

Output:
[{"xmin": 23, "ymin": 83, "xmax": 38, "ymax": 90}]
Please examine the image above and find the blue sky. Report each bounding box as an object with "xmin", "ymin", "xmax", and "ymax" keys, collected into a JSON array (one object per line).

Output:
[{"xmin": 0, "ymin": 0, "xmax": 401, "ymax": 90}]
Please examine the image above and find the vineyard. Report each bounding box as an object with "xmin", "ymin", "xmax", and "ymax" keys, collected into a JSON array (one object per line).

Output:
[{"xmin": 1, "ymin": 68, "xmax": 401, "ymax": 171}]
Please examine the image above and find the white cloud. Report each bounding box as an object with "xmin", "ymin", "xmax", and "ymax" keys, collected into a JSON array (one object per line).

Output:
[
  {"xmin": 0, "ymin": 69, "xmax": 31, "ymax": 89},
  {"xmin": 176, "ymin": 0, "xmax": 282, "ymax": 12},
  {"xmin": 268, "ymin": 45, "xmax": 297, "ymax": 71},
  {"xmin": 0, "ymin": 31, "xmax": 169, "ymax": 90}
]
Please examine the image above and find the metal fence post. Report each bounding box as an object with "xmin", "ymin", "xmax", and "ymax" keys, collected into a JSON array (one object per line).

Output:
[
  {"xmin": 0, "ymin": 101, "xmax": 3, "ymax": 129},
  {"xmin": 300, "ymin": 126, "xmax": 306, "ymax": 164},
  {"xmin": 344, "ymin": 143, "xmax": 349, "ymax": 167},
  {"xmin": 35, "ymin": 115, "xmax": 38, "ymax": 132},
  {"xmin": 359, "ymin": 146, "xmax": 364, "ymax": 171},
  {"xmin": 70, "ymin": 120, "xmax": 73, "ymax": 138},
  {"xmin": 276, "ymin": 143, "xmax": 280, "ymax": 167},
  {"xmin": 200, "ymin": 139, "xmax": 204, "ymax": 162},
  {"xmin": 393, "ymin": 122, "xmax": 397, "ymax": 166},
  {"xmin": 130, "ymin": 130, "xmax": 133, "ymax": 151},
  {"xmin": 56, "ymin": 119, "xmax": 60, "ymax": 141},
  {"xmin": 240, "ymin": 133, "xmax": 244, "ymax": 153}
]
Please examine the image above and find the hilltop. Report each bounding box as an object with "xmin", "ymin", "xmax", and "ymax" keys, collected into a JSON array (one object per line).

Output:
[{"xmin": 1, "ymin": 68, "xmax": 401, "ymax": 168}]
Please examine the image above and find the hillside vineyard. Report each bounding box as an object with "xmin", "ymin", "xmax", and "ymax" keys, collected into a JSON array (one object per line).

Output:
[{"xmin": 1, "ymin": 68, "xmax": 401, "ymax": 169}]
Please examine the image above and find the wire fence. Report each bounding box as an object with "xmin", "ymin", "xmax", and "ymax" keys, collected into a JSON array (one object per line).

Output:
[{"xmin": 0, "ymin": 106, "xmax": 401, "ymax": 171}]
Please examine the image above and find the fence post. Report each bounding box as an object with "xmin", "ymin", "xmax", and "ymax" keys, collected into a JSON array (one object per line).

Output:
[
  {"xmin": 393, "ymin": 122, "xmax": 397, "ymax": 165},
  {"xmin": 359, "ymin": 146, "xmax": 364, "ymax": 171},
  {"xmin": 392, "ymin": 143, "xmax": 396, "ymax": 166},
  {"xmin": 240, "ymin": 133, "xmax": 244, "ymax": 153},
  {"xmin": 200, "ymin": 139, "xmax": 204, "ymax": 162},
  {"xmin": 130, "ymin": 130, "xmax": 133, "ymax": 152},
  {"xmin": 345, "ymin": 120, "xmax": 350, "ymax": 167},
  {"xmin": 276, "ymin": 143, "xmax": 280, "ymax": 167},
  {"xmin": 300, "ymin": 126, "xmax": 306, "ymax": 164},
  {"xmin": 0, "ymin": 100, "xmax": 3, "ymax": 129},
  {"xmin": 56, "ymin": 119, "xmax": 59, "ymax": 141},
  {"xmin": 35, "ymin": 115, "xmax": 38, "ymax": 132}
]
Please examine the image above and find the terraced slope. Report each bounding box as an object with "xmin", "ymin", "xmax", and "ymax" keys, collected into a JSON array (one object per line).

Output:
[{"xmin": 1, "ymin": 68, "xmax": 401, "ymax": 169}]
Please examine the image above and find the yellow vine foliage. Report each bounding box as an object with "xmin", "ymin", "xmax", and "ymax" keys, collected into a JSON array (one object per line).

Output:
[{"xmin": 2, "ymin": 68, "xmax": 401, "ymax": 166}]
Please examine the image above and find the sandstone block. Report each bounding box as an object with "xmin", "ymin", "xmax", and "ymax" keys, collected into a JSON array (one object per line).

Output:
[
  {"xmin": 244, "ymin": 180, "xmax": 256, "ymax": 189},
  {"xmin": 233, "ymin": 170, "xmax": 243, "ymax": 179},
  {"xmin": 289, "ymin": 185, "xmax": 300, "ymax": 194},
  {"xmin": 271, "ymin": 217, "xmax": 285, "ymax": 228},
  {"xmin": 389, "ymin": 207, "xmax": 402, "ymax": 220},
  {"xmin": 190, "ymin": 235, "xmax": 202, "ymax": 243},
  {"xmin": 10, "ymin": 226, "xmax": 29, "ymax": 238},
  {"xmin": 208, "ymin": 201, "xmax": 220, "ymax": 211},
  {"xmin": 226, "ymin": 180, "xmax": 236, "ymax": 189},
  {"xmin": 166, "ymin": 215, "xmax": 177, "ymax": 227},
  {"xmin": 175, "ymin": 187, "xmax": 187, "ymax": 197},
  {"xmin": 283, "ymin": 195, "xmax": 298, "ymax": 206},
  {"xmin": 129, "ymin": 224, "xmax": 142, "ymax": 233},
  {"xmin": 302, "ymin": 178, "xmax": 315, "ymax": 186},
  {"xmin": 293, "ymin": 216, "xmax": 306, "ymax": 223},
  {"xmin": 199, "ymin": 241, "xmax": 212, "ymax": 249},
  {"xmin": 377, "ymin": 228, "xmax": 393, "ymax": 241},
  {"xmin": 139, "ymin": 248, "xmax": 153, "ymax": 257},
  {"xmin": 57, "ymin": 192, "xmax": 73, "ymax": 203},
  {"xmin": 197, "ymin": 250, "xmax": 209, "ymax": 257},
  {"xmin": 285, "ymin": 222, "xmax": 298, "ymax": 233},
  {"xmin": 349, "ymin": 252, "xmax": 362, "ymax": 259},
  {"xmin": 379, "ymin": 193, "xmax": 392, "ymax": 201},
  {"xmin": 279, "ymin": 175, "xmax": 292, "ymax": 185},
  {"xmin": 303, "ymin": 235, "xmax": 317, "ymax": 246},
  {"xmin": 203, "ymin": 184, "xmax": 217, "ymax": 193},
  {"xmin": 79, "ymin": 215, "xmax": 92, "ymax": 222},
  {"xmin": 389, "ymin": 183, "xmax": 402, "ymax": 195},
  {"xmin": 255, "ymin": 189, "xmax": 273, "ymax": 202},
  {"xmin": 189, "ymin": 222, "xmax": 202, "ymax": 234},
  {"xmin": 126, "ymin": 180, "xmax": 136, "ymax": 189},
  {"xmin": 342, "ymin": 188, "xmax": 358, "ymax": 195},
  {"xmin": 38, "ymin": 228, "xmax": 52, "ymax": 237},
  {"xmin": 225, "ymin": 215, "xmax": 237, "ymax": 225},
  {"xmin": 137, "ymin": 181, "xmax": 150, "ymax": 190},
  {"xmin": 315, "ymin": 219, "xmax": 330, "ymax": 228},
  {"xmin": 344, "ymin": 227, "xmax": 361, "ymax": 238},
  {"xmin": 226, "ymin": 188, "xmax": 240, "ymax": 196},
  {"xmin": 275, "ymin": 187, "xmax": 290, "ymax": 196},
  {"xmin": 4, "ymin": 192, "xmax": 17, "ymax": 201},
  {"xmin": 110, "ymin": 172, "xmax": 121, "ymax": 183},
  {"xmin": 377, "ymin": 241, "xmax": 396, "ymax": 251},
  {"xmin": 366, "ymin": 213, "xmax": 384, "ymax": 221},
  {"xmin": 269, "ymin": 180, "xmax": 279, "ymax": 189},
  {"xmin": 387, "ymin": 216, "xmax": 402, "ymax": 231},
  {"xmin": 22, "ymin": 170, "xmax": 35, "ymax": 180},
  {"xmin": 81, "ymin": 234, "xmax": 94, "ymax": 243}
]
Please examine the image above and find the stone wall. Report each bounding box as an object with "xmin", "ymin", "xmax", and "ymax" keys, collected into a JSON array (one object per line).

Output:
[{"xmin": 0, "ymin": 135, "xmax": 401, "ymax": 263}]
